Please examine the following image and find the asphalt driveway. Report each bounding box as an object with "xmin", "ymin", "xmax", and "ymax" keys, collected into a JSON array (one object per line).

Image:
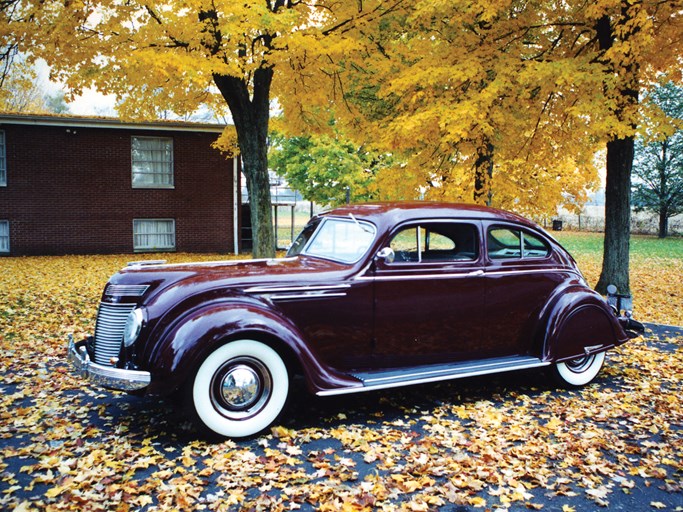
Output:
[{"xmin": 1, "ymin": 324, "xmax": 681, "ymax": 511}]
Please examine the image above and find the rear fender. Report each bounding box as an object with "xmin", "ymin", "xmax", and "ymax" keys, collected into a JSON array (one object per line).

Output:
[
  {"xmin": 541, "ymin": 287, "xmax": 629, "ymax": 362},
  {"xmin": 145, "ymin": 300, "xmax": 361, "ymax": 395}
]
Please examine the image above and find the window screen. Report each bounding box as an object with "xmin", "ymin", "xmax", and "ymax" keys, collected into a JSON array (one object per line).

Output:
[
  {"xmin": 132, "ymin": 136, "xmax": 174, "ymax": 188},
  {"xmin": 133, "ymin": 219, "xmax": 176, "ymax": 252},
  {"xmin": 0, "ymin": 220, "xmax": 8, "ymax": 253},
  {"xmin": 0, "ymin": 130, "xmax": 6, "ymax": 186}
]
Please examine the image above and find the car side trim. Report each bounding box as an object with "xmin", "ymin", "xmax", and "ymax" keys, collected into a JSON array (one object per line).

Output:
[
  {"xmin": 316, "ymin": 356, "xmax": 550, "ymax": 396},
  {"xmin": 484, "ymin": 268, "xmax": 580, "ymax": 278},
  {"xmin": 266, "ymin": 292, "xmax": 349, "ymax": 301},
  {"xmin": 245, "ymin": 284, "xmax": 351, "ymax": 294},
  {"xmin": 356, "ymin": 268, "xmax": 579, "ymax": 281},
  {"xmin": 245, "ymin": 284, "xmax": 351, "ymax": 301}
]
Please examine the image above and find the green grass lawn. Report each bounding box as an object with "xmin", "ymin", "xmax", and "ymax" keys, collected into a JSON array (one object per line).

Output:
[
  {"xmin": 547, "ymin": 230, "xmax": 682, "ymax": 326},
  {"xmin": 551, "ymin": 230, "xmax": 683, "ymax": 261}
]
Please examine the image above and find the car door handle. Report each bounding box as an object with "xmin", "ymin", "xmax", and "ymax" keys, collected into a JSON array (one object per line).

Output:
[{"xmin": 468, "ymin": 270, "xmax": 485, "ymax": 277}]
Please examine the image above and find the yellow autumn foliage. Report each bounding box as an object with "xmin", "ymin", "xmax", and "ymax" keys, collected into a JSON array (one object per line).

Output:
[
  {"xmin": 279, "ymin": 0, "xmax": 682, "ymax": 213},
  {"xmin": 5, "ymin": 0, "xmax": 680, "ymax": 217}
]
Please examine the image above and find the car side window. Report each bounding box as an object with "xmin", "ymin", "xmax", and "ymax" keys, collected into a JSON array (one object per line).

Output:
[
  {"xmin": 523, "ymin": 231, "xmax": 550, "ymax": 258},
  {"xmin": 488, "ymin": 227, "xmax": 549, "ymax": 260},
  {"xmin": 388, "ymin": 223, "xmax": 478, "ymax": 263},
  {"xmin": 488, "ymin": 228, "xmax": 521, "ymax": 259},
  {"xmin": 390, "ymin": 227, "xmax": 421, "ymax": 262}
]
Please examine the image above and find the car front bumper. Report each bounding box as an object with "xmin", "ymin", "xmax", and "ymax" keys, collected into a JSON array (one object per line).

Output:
[{"xmin": 67, "ymin": 335, "xmax": 151, "ymax": 392}]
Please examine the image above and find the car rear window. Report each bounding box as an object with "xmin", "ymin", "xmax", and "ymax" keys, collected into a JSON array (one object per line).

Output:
[{"xmin": 487, "ymin": 227, "xmax": 550, "ymax": 260}]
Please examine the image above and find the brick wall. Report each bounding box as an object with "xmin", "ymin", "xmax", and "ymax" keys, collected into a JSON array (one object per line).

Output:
[{"xmin": 0, "ymin": 122, "xmax": 237, "ymax": 256}]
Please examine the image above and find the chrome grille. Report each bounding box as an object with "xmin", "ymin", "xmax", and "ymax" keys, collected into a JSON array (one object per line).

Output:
[
  {"xmin": 94, "ymin": 303, "xmax": 136, "ymax": 366},
  {"xmin": 105, "ymin": 284, "xmax": 149, "ymax": 297}
]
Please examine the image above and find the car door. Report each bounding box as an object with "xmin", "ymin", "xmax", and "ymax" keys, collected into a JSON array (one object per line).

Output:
[
  {"xmin": 273, "ymin": 278, "xmax": 375, "ymax": 370},
  {"xmin": 371, "ymin": 220, "xmax": 486, "ymax": 367},
  {"xmin": 272, "ymin": 217, "xmax": 377, "ymax": 370},
  {"xmin": 482, "ymin": 222, "xmax": 565, "ymax": 356}
]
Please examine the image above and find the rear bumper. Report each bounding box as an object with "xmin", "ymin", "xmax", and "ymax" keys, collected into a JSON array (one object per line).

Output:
[
  {"xmin": 619, "ymin": 316, "xmax": 645, "ymax": 339},
  {"xmin": 67, "ymin": 334, "xmax": 151, "ymax": 392}
]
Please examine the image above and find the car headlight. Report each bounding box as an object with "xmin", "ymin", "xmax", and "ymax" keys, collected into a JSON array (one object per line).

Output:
[{"xmin": 123, "ymin": 308, "xmax": 145, "ymax": 347}]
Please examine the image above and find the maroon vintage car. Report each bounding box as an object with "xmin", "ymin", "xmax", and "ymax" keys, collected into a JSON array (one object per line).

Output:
[{"xmin": 68, "ymin": 202, "xmax": 643, "ymax": 437}]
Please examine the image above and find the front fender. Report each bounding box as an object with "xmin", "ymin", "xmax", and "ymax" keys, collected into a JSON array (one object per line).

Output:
[
  {"xmin": 144, "ymin": 299, "xmax": 361, "ymax": 395},
  {"xmin": 541, "ymin": 286, "xmax": 630, "ymax": 362}
]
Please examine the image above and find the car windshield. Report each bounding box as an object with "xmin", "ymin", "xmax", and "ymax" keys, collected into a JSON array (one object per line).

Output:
[{"xmin": 287, "ymin": 216, "xmax": 376, "ymax": 263}]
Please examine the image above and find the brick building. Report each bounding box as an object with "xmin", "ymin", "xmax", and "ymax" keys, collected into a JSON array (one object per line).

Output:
[{"xmin": 0, "ymin": 114, "xmax": 241, "ymax": 256}]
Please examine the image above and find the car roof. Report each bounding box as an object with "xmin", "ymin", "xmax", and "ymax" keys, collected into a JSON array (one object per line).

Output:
[{"xmin": 323, "ymin": 202, "xmax": 542, "ymax": 231}]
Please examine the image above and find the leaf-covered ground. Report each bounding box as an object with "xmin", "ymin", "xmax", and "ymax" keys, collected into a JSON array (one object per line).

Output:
[
  {"xmin": 0, "ymin": 248, "xmax": 681, "ymax": 511},
  {"xmin": 553, "ymin": 231, "xmax": 683, "ymax": 327}
]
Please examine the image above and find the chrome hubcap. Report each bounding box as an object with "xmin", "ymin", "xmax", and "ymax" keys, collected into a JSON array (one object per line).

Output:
[
  {"xmin": 210, "ymin": 357, "xmax": 272, "ymax": 420},
  {"xmin": 565, "ymin": 354, "xmax": 594, "ymax": 373},
  {"xmin": 221, "ymin": 365, "xmax": 261, "ymax": 408}
]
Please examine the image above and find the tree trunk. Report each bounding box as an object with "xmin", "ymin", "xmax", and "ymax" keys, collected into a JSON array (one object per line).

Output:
[
  {"xmin": 595, "ymin": 136, "xmax": 633, "ymax": 295},
  {"xmin": 473, "ymin": 140, "xmax": 494, "ymax": 205},
  {"xmin": 594, "ymin": 9, "xmax": 640, "ymax": 296},
  {"xmin": 214, "ymin": 70, "xmax": 276, "ymax": 258},
  {"xmin": 658, "ymin": 208, "xmax": 668, "ymax": 238},
  {"xmin": 658, "ymin": 143, "xmax": 668, "ymax": 238}
]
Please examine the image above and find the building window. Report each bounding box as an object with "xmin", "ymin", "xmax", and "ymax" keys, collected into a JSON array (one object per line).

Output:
[
  {"xmin": 0, "ymin": 130, "xmax": 6, "ymax": 186},
  {"xmin": 133, "ymin": 219, "xmax": 176, "ymax": 252},
  {"xmin": 131, "ymin": 136, "xmax": 174, "ymax": 188},
  {"xmin": 0, "ymin": 221, "xmax": 9, "ymax": 254}
]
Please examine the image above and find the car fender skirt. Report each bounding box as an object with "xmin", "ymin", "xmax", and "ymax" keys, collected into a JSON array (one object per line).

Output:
[
  {"xmin": 145, "ymin": 303, "xmax": 361, "ymax": 395},
  {"xmin": 543, "ymin": 294, "xmax": 630, "ymax": 361}
]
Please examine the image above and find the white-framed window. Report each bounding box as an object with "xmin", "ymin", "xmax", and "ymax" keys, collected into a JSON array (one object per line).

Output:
[
  {"xmin": 0, "ymin": 130, "xmax": 6, "ymax": 186},
  {"xmin": 0, "ymin": 221, "xmax": 9, "ymax": 254},
  {"xmin": 131, "ymin": 136, "xmax": 174, "ymax": 188},
  {"xmin": 133, "ymin": 219, "xmax": 176, "ymax": 252}
]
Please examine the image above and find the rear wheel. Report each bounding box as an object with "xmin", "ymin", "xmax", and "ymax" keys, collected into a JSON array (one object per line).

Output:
[
  {"xmin": 191, "ymin": 339, "xmax": 289, "ymax": 438},
  {"xmin": 552, "ymin": 351, "xmax": 606, "ymax": 387}
]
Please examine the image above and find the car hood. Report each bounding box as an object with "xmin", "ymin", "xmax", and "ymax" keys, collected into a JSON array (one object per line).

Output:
[{"xmin": 104, "ymin": 256, "xmax": 353, "ymax": 303}]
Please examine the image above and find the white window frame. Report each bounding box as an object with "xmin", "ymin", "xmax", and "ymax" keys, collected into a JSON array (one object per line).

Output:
[
  {"xmin": 0, "ymin": 220, "xmax": 9, "ymax": 254},
  {"xmin": 131, "ymin": 136, "xmax": 174, "ymax": 189},
  {"xmin": 0, "ymin": 130, "xmax": 6, "ymax": 187},
  {"xmin": 133, "ymin": 219, "xmax": 176, "ymax": 252}
]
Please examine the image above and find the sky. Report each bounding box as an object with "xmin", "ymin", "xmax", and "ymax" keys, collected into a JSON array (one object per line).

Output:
[
  {"xmin": 35, "ymin": 59, "xmax": 237, "ymax": 124},
  {"xmin": 36, "ymin": 59, "xmax": 118, "ymax": 117},
  {"xmin": 67, "ymin": 88, "xmax": 118, "ymax": 117}
]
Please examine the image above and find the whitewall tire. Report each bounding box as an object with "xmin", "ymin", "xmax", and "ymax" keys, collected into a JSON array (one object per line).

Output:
[
  {"xmin": 191, "ymin": 339, "xmax": 289, "ymax": 438},
  {"xmin": 553, "ymin": 351, "xmax": 606, "ymax": 387}
]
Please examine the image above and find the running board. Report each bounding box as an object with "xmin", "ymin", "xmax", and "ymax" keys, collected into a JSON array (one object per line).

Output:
[{"xmin": 316, "ymin": 356, "xmax": 550, "ymax": 397}]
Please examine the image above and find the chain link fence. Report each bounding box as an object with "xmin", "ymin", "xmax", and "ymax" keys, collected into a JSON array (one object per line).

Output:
[
  {"xmin": 273, "ymin": 203, "xmax": 683, "ymax": 249},
  {"xmin": 246, "ymin": 178, "xmax": 682, "ymax": 252},
  {"xmin": 549, "ymin": 205, "xmax": 683, "ymax": 236},
  {"xmin": 273, "ymin": 203, "xmax": 322, "ymax": 250}
]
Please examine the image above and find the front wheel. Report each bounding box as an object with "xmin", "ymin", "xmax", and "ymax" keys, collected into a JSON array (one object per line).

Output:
[
  {"xmin": 552, "ymin": 351, "xmax": 606, "ymax": 387},
  {"xmin": 191, "ymin": 339, "xmax": 289, "ymax": 438}
]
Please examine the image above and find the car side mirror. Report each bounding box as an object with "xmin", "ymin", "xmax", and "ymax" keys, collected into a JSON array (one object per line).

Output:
[{"xmin": 375, "ymin": 247, "xmax": 395, "ymax": 264}]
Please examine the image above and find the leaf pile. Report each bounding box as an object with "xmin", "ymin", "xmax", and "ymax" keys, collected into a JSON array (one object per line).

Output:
[
  {"xmin": 573, "ymin": 252, "xmax": 683, "ymax": 327},
  {"xmin": 0, "ymin": 253, "xmax": 681, "ymax": 511}
]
